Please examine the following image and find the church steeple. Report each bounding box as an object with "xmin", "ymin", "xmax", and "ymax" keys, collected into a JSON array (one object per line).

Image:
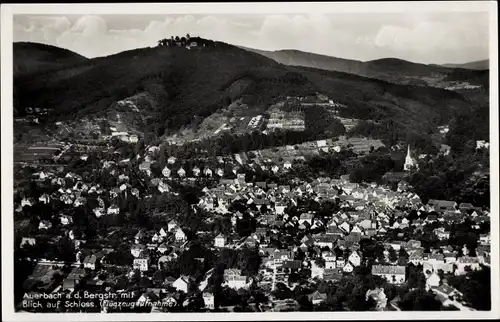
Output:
[{"xmin": 404, "ymin": 145, "xmax": 417, "ymax": 171}]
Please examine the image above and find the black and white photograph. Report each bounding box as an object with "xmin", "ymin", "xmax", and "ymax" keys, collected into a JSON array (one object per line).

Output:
[{"xmin": 1, "ymin": 2, "xmax": 498, "ymax": 321}]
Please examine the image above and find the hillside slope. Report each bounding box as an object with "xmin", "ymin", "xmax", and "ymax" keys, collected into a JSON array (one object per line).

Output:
[
  {"xmin": 15, "ymin": 40, "xmax": 308, "ymax": 133},
  {"xmin": 15, "ymin": 41, "xmax": 478, "ymax": 145},
  {"xmin": 13, "ymin": 42, "xmax": 89, "ymax": 77}
]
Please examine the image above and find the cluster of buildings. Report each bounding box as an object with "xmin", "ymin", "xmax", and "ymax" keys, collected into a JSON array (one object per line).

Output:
[
  {"xmin": 14, "ymin": 122, "xmax": 490, "ymax": 313},
  {"xmin": 266, "ymin": 108, "xmax": 306, "ymax": 132}
]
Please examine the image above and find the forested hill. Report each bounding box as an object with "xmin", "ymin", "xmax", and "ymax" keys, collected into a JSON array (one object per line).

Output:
[
  {"xmin": 442, "ymin": 59, "xmax": 489, "ymax": 70},
  {"xmin": 240, "ymin": 46, "xmax": 489, "ymax": 89},
  {"xmin": 15, "ymin": 40, "xmax": 476, "ymax": 144},
  {"xmin": 13, "ymin": 42, "xmax": 89, "ymax": 77}
]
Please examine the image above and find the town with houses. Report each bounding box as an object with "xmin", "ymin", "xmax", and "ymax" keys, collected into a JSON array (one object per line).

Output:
[
  {"xmin": 14, "ymin": 109, "xmax": 491, "ymax": 313},
  {"xmin": 10, "ymin": 30, "xmax": 491, "ymax": 314}
]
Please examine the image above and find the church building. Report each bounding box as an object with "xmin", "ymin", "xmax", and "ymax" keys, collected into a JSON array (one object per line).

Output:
[{"xmin": 403, "ymin": 145, "xmax": 418, "ymax": 171}]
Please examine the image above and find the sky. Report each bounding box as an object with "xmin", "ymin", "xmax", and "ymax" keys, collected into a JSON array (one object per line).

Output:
[{"xmin": 13, "ymin": 12, "xmax": 490, "ymax": 64}]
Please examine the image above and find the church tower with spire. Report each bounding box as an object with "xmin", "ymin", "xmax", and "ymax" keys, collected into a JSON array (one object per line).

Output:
[{"xmin": 404, "ymin": 145, "xmax": 417, "ymax": 171}]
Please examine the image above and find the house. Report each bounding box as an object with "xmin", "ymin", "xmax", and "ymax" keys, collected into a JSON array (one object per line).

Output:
[
  {"xmin": 426, "ymin": 253, "xmax": 445, "ymax": 271},
  {"xmin": 172, "ymin": 276, "xmax": 190, "ymax": 293},
  {"xmin": 432, "ymin": 283, "xmax": 461, "ymax": 306},
  {"xmin": 313, "ymin": 235, "xmax": 338, "ymax": 249},
  {"xmin": 107, "ymin": 205, "xmax": 120, "ymax": 215},
  {"xmin": 343, "ymin": 261, "xmax": 354, "ymax": 273},
  {"xmin": 192, "ymin": 167, "xmax": 201, "ymax": 176},
  {"xmin": 62, "ymin": 278, "xmax": 79, "ymax": 293},
  {"xmin": 83, "ymin": 255, "xmax": 98, "ymax": 270},
  {"xmin": 272, "ymin": 250, "xmax": 294, "ymax": 265},
  {"xmin": 20, "ymin": 237, "xmax": 36, "ymax": 248},
  {"xmin": 348, "ymin": 251, "xmax": 362, "ymax": 267},
  {"xmin": 136, "ymin": 291, "xmax": 160, "ymax": 308},
  {"xmin": 162, "ymin": 166, "xmax": 171, "ymax": 177},
  {"xmin": 158, "ymin": 243, "xmax": 169, "ymax": 254},
  {"xmin": 434, "ymin": 229, "xmax": 450, "ymax": 240},
  {"xmin": 59, "ymin": 214, "xmax": 73, "ymax": 226},
  {"xmin": 135, "ymin": 230, "xmax": 145, "ymax": 244},
  {"xmin": 351, "ymin": 225, "xmax": 363, "ymax": 234},
  {"xmin": 358, "ymin": 219, "xmax": 376, "ymax": 230},
  {"xmin": 308, "ymin": 291, "xmax": 327, "ymax": 305},
  {"xmin": 365, "ymin": 288, "xmax": 387, "ymax": 311},
  {"xmin": 427, "ymin": 199, "xmax": 457, "ymax": 212},
  {"xmin": 133, "ymin": 256, "xmax": 150, "ymax": 272},
  {"xmin": 425, "ymin": 271, "xmax": 441, "ymax": 290},
  {"xmin": 203, "ymin": 167, "xmax": 213, "ymax": 177},
  {"xmin": 177, "ymin": 167, "xmax": 186, "ymax": 177},
  {"xmin": 325, "ymin": 260, "xmax": 337, "ymax": 269},
  {"xmin": 202, "ymin": 292, "xmax": 215, "ymax": 309},
  {"xmin": 223, "ymin": 269, "xmax": 247, "ymax": 289},
  {"xmin": 167, "ymin": 156, "xmax": 177, "ymax": 164},
  {"xmin": 283, "ymin": 160, "xmax": 293, "ymax": 170},
  {"xmin": 158, "ymin": 255, "xmax": 173, "ymax": 269},
  {"xmin": 38, "ymin": 220, "xmax": 52, "ymax": 230},
  {"xmin": 444, "ymin": 252, "xmax": 457, "ymax": 263},
  {"xmin": 175, "ymin": 228, "xmax": 187, "ymax": 242},
  {"xmin": 458, "ymin": 202, "xmax": 474, "ymax": 211},
  {"xmin": 325, "ymin": 226, "xmax": 344, "ymax": 236},
  {"xmin": 479, "ymin": 233, "xmax": 490, "ymax": 245},
  {"xmin": 275, "ymin": 203, "xmax": 287, "ymax": 215},
  {"xmin": 371, "ymin": 265, "xmax": 406, "ymax": 284},
  {"xmin": 339, "ymin": 221, "xmax": 350, "ymax": 233},
  {"xmin": 455, "ymin": 256, "xmax": 480, "ymax": 275},
  {"xmin": 322, "ymin": 251, "xmax": 336, "ymax": 262},
  {"xmin": 282, "ymin": 260, "xmax": 302, "ymax": 271},
  {"xmin": 214, "ymin": 233, "xmax": 226, "ymax": 248},
  {"xmin": 299, "ymin": 213, "xmax": 314, "ymax": 225},
  {"xmin": 151, "ymin": 233, "xmax": 161, "ymax": 243},
  {"xmin": 323, "ymin": 268, "xmax": 343, "ymax": 282},
  {"xmin": 168, "ymin": 220, "xmax": 178, "ymax": 232},
  {"xmin": 139, "ymin": 161, "xmax": 152, "ymax": 175},
  {"xmin": 131, "ymin": 244, "xmax": 146, "ymax": 258},
  {"xmin": 386, "ymin": 241, "xmax": 404, "ymax": 251}
]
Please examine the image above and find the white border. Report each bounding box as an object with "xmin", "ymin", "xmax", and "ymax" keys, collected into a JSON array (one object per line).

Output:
[{"xmin": 1, "ymin": 2, "xmax": 499, "ymax": 321}]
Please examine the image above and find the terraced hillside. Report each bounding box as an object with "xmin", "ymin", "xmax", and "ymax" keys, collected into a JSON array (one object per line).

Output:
[{"xmin": 14, "ymin": 40, "xmax": 483, "ymax": 147}]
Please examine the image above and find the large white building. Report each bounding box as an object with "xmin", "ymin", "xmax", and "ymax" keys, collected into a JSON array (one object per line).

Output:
[{"xmin": 371, "ymin": 265, "xmax": 406, "ymax": 284}]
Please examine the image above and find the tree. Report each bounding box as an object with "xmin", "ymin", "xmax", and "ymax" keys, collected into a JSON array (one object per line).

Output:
[
  {"xmin": 273, "ymin": 283, "xmax": 294, "ymax": 300},
  {"xmin": 447, "ymin": 266, "xmax": 491, "ymax": 310},
  {"xmin": 406, "ymin": 263, "xmax": 426, "ymax": 290},
  {"xmin": 388, "ymin": 247, "xmax": 398, "ymax": 263},
  {"xmin": 398, "ymin": 289, "xmax": 442, "ymax": 311},
  {"xmin": 314, "ymin": 258, "xmax": 326, "ymax": 268},
  {"xmin": 236, "ymin": 247, "xmax": 261, "ymax": 277},
  {"xmin": 187, "ymin": 297, "xmax": 205, "ymax": 312},
  {"xmin": 398, "ymin": 248, "xmax": 409, "ymax": 266},
  {"xmin": 106, "ymin": 248, "xmax": 134, "ymax": 266}
]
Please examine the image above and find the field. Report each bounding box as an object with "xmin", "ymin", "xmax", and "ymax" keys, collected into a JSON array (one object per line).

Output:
[
  {"xmin": 14, "ymin": 142, "xmax": 63, "ymax": 163},
  {"xmin": 165, "ymin": 99, "xmax": 266, "ymax": 144}
]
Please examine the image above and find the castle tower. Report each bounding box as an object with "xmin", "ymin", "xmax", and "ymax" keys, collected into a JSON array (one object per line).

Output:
[{"xmin": 404, "ymin": 145, "xmax": 417, "ymax": 171}]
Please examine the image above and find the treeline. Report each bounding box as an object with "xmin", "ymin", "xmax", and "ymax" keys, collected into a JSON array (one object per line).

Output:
[
  {"xmin": 446, "ymin": 104, "xmax": 489, "ymax": 155},
  {"xmin": 408, "ymin": 153, "xmax": 489, "ymax": 207},
  {"xmin": 349, "ymin": 119, "xmax": 437, "ymax": 153}
]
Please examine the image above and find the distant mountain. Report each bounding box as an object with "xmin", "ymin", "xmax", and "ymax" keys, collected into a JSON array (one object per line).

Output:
[
  {"xmin": 15, "ymin": 41, "xmax": 477, "ymax": 146},
  {"xmin": 240, "ymin": 47, "xmax": 488, "ymax": 89},
  {"xmin": 442, "ymin": 59, "xmax": 489, "ymax": 70},
  {"xmin": 14, "ymin": 42, "xmax": 89, "ymax": 77}
]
